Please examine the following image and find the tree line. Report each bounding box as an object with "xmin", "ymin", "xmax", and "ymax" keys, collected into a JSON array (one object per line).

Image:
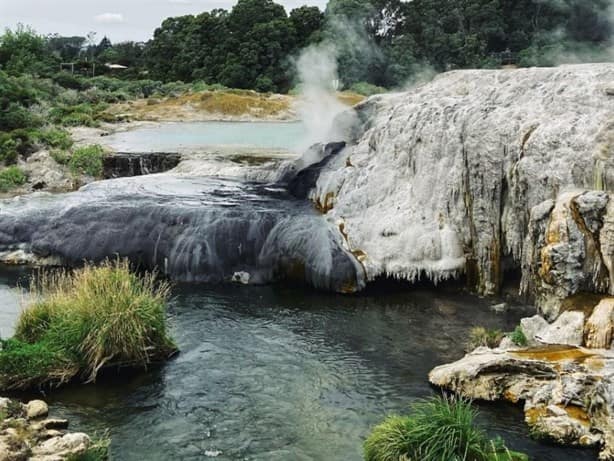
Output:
[{"xmin": 1, "ymin": 0, "xmax": 612, "ymax": 93}]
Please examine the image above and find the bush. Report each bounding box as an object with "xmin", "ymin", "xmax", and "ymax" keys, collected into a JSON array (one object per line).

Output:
[
  {"xmin": 50, "ymin": 149, "xmax": 71, "ymax": 165},
  {"xmin": 349, "ymin": 82, "xmax": 387, "ymax": 96},
  {"xmin": 52, "ymin": 72, "xmax": 85, "ymax": 90},
  {"xmin": 0, "ymin": 102, "xmax": 42, "ymax": 130},
  {"xmin": 0, "ymin": 259, "xmax": 176, "ymax": 390},
  {"xmin": 0, "ymin": 166, "xmax": 27, "ymax": 192},
  {"xmin": 510, "ymin": 326, "xmax": 528, "ymax": 347},
  {"xmin": 39, "ymin": 128, "xmax": 73, "ymax": 150},
  {"xmin": 467, "ymin": 327, "xmax": 505, "ymax": 351},
  {"xmin": 69, "ymin": 144, "xmax": 105, "ymax": 177},
  {"xmin": 364, "ymin": 396, "xmax": 528, "ymax": 461}
]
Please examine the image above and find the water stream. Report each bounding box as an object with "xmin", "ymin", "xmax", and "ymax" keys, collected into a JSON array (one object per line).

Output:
[{"xmin": 0, "ymin": 270, "xmax": 596, "ymax": 461}]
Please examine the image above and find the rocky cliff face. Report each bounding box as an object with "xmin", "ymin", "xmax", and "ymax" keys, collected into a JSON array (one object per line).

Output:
[{"xmin": 312, "ymin": 64, "xmax": 614, "ymax": 296}]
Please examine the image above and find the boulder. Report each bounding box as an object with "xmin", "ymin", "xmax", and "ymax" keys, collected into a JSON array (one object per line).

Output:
[
  {"xmin": 429, "ymin": 346, "xmax": 614, "ymax": 459},
  {"xmin": 520, "ymin": 315, "xmax": 549, "ymax": 346},
  {"xmin": 30, "ymin": 433, "xmax": 90, "ymax": 461},
  {"xmin": 26, "ymin": 400, "xmax": 49, "ymax": 420},
  {"xmin": 585, "ymin": 298, "xmax": 614, "ymax": 349},
  {"xmin": 537, "ymin": 311, "xmax": 585, "ymax": 346}
]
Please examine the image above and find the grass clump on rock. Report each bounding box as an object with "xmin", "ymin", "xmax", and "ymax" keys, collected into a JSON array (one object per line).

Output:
[
  {"xmin": 0, "ymin": 259, "xmax": 176, "ymax": 390},
  {"xmin": 364, "ymin": 395, "xmax": 528, "ymax": 461},
  {"xmin": 0, "ymin": 165, "xmax": 27, "ymax": 192},
  {"xmin": 68, "ymin": 144, "xmax": 106, "ymax": 177},
  {"xmin": 466, "ymin": 326, "xmax": 505, "ymax": 351}
]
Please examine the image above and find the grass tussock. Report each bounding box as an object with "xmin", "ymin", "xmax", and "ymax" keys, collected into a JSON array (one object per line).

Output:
[
  {"xmin": 467, "ymin": 327, "xmax": 505, "ymax": 351},
  {"xmin": 0, "ymin": 165, "xmax": 27, "ymax": 192},
  {"xmin": 364, "ymin": 395, "xmax": 528, "ymax": 461},
  {"xmin": 0, "ymin": 259, "xmax": 176, "ymax": 390}
]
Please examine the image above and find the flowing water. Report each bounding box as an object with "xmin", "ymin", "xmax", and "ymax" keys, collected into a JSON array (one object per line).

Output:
[
  {"xmin": 0, "ymin": 270, "xmax": 597, "ymax": 461},
  {"xmin": 103, "ymin": 122, "xmax": 306, "ymax": 152}
]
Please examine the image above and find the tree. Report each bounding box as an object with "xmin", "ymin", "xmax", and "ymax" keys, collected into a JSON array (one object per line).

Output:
[{"xmin": 0, "ymin": 25, "xmax": 53, "ymax": 76}]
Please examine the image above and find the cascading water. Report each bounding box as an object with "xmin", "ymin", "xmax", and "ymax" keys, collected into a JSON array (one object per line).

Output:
[{"xmin": 0, "ymin": 174, "xmax": 364, "ymax": 292}]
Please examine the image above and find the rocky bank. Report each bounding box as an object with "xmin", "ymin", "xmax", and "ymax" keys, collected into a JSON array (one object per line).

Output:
[{"xmin": 0, "ymin": 397, "xmax": 105, "ymax": 460}]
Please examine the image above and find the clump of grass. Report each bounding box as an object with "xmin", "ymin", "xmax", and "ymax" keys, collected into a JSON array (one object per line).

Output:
[
  {"xmin": 69, "ymin": 144, "xmax": 106, "ymax": 177},
  {"xmin": 0, "ymin": 165, "xmax": 27, "ymax": 192},
  {"xmin": 0, "ymin": 259, "xmax": 176, "ymax": 390},
  {"xmin": 467, "ymin": 326, "xmax": 505, "ymax": 351},
  {"xmin": 509, "ymin": 326, "xmax": 528, "ymax": 347},
  {"xmin": 68, "ymin": 432, "xmax": 111, "ymax": 461},
  {"xmin": 364, "ymin": 395, "xmax": 528, "ymax": 461}
]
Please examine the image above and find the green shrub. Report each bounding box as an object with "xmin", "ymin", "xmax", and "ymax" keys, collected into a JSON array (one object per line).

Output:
[
  {"xmin": 0, "ymin": 259, "xmax": 176, "ymax": 390},
  {"xmin": 0, "ymin": 166, "xmax": 27, "ymax": 192},
  {"xmin": 364, "ymin": 396, "xmax": 527, "ymax": 461},
  {"xmin": 467, "ymin": 326, "xmax": 505, "ymax": 351},
  {"xmin": 69, "ymin": 144, "xmax": 105, "ymax": 177},
  {"xmin": 50, "ymin": 149, "xmax": 71, "ymax": 165},
  {"xmin": 0, "ymin": 135, "xmax": 19, "ymax": 165},
  {"xmin": 0, "ymin": 102, "xmax": 43, "ymax": 130},
  {"xmin": 510, "ymin": 326, "xmax": 528, "ymax": 347},
  {"xmin": 349, "ymin": 82, "xmax": 388, "ymax": 96},
  {"xmin": 52, "ymin": 72, "xmax": 85, "ymax": 90},
  {"xmin": 39, "ymin": 128, "xmax": 73, "ymax": 150}
]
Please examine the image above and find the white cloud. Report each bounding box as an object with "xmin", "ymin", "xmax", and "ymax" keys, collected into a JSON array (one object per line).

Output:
[
  {"xmin": 168, "ymin": 0, "xmax": 192, "ymax": 3},
  {"xmin": 94, "ymin": 13, "xmax": 125, "ymax": 24}
]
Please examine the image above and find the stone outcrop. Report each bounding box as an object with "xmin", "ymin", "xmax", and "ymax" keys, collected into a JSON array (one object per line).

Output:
[
  {"xmin": 0, "ymin": 397, "xmax": 103, "ymax": 461},
  {"xmin": 102, "ymin": 152, "xmax": 181, "ymax": 179},
  {"xmin": 311, "ymin": 64, "xmax": 614, "ymax": 294},
  {"xmin": 585, "ymin": 298, "xmax": 614, "ymax": 349},
  {"xmin": 429, "ymin": 346, "xmax": 614, "ymax": 459}
]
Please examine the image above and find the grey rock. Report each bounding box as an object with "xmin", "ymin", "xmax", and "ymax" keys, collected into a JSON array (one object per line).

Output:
[
  {"xmin": 520, "ymin": 315, "xmax": 550, "ymax": 346},
  {"xmin": 537, "ymin": 311, "xmax": 585, "ymax": 346}
]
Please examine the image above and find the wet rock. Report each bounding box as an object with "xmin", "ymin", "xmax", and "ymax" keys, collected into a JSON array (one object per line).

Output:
[
  {"xmin": 585, "ymin": 298, "xmax": 614, "ymax": 349},
  {"xmin": 0, "ymin": 397, "xmax": 101, "ymax": 461},
  {"xmin": 429, "ymin": 345, "xmax": 614, "ymax": 458},
  {"xmin": 537, "ymin": 311, "xmax": 585, "ymax": 346},
  {"xmin": 522, "ymin": 192, "xmax": 610, "ymax": 320},
  {"xmin": 490, "ymin": 302, "xmax": 508, "ymax": 313},
  {"xmin": 0, "ymin": 176, "xmax": 365, "ymax": 293},
  {"xmin": 30, "ymin": 433, "xmax": 90, "ymax": 460},
  {"xmin": 103, "ymin": 152, "xmax": 181, "ymax": 179},
  {"xmin": 520, "ymin": 315, "xmax": 549, "ymax": 346},
  {"xmin": 231, "ymin": 271, "xmax": 250, "ymax": 284},
  {"xmin": 26, "ymin": 400, "xmax": 48, "ymax": 419},
  {"xmin": 33, "ymin": 419, "xmax": 69, "ymax": 431}
]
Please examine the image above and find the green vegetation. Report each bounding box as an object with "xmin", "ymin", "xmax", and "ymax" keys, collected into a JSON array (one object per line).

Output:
[
  {"xmin": 510, "ymin": 326, "xmax": 528, "ymax": 347},
  {"xmin": 2, "ymin": 1, "xmax": 612, "ymax": 94},
  {"xmin": 69, "ymin": 145, "xmax": 106, "ymax": 177},
  {"xmin": 467, "ymin": 327, "xmax": 505, "ymax": 351},
  {"xmin": 364, "ymin": 395, "xmax": 528, "ymax": 461},
  {"xmin": 0, "ymin": 166, "xmax": 27, "ymax": 192},
  {"xmin": 69, "ymin": 433, "xmax": 111, "ymax": 461},
  {"xmin": 0, "ymin": 259, "xmax": 176, "ymax": 390}
]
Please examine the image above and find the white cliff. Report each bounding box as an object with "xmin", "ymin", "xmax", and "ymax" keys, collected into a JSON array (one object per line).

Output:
[{"xmin": 312, "ymin": 64, "xmax": 614, "ymax": 294}]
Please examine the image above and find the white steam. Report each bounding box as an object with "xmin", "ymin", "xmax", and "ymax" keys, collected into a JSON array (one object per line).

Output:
[{"xmin": 294, "ymin": 42, "xmax": 348, "ymax": 151}]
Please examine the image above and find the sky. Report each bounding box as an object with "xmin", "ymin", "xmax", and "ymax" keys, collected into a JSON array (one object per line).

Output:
[{"xmin": 0, "ymin": 0, "xmax": 327, "ymax": 43}]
